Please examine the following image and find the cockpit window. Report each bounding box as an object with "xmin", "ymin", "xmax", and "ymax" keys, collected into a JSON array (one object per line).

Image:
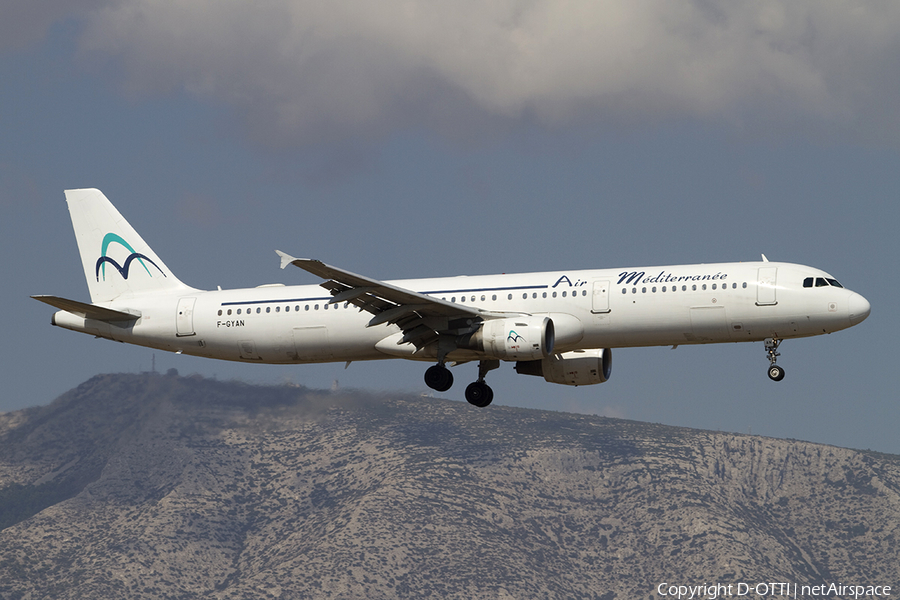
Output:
[{"xmin": 804, "ymin": 276, "xmax": 844, "ymax": 289}]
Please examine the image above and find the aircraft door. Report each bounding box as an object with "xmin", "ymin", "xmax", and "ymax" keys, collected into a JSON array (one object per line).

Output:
[
  {"xmin": 591, "ymin": 280, "xmax": 611, "ymax": 314},
  {"xmin": 176, "ymin": 297, "xmax": 196, "ymax": 337},
  {"xmin": 756, "ymin": 268, "xmax": 778, "ymax": 306}
]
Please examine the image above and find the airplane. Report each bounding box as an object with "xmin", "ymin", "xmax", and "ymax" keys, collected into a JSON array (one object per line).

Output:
[{"xmin": 34, "ymin": 189, "xmax": 871, "ymax": 407}]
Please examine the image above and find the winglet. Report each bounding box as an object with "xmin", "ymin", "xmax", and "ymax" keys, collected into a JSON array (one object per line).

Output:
[{"xmin": 276, "ymin": 250, "xmax": 298, "ymax": 270}]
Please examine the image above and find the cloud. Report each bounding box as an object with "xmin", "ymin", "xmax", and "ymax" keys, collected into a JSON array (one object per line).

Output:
[
  {"xmin": 0, "ymin": 0, "xmax": 111, "ymax": 50},
  {"xmin": 62, "ymin": 0, "xmax": 900, "ymax": 147}
]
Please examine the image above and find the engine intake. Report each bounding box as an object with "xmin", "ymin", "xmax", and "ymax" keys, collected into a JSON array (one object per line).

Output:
[
  {"xmin": 515, "ymin": 348, "xmax": 612, "ymax": 386},
  {"xmin": 458, "ymin": 316, "xmax": 554, "ymax": 361}
]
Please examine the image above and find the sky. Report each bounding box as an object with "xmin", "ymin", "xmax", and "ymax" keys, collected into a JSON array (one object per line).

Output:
[{"xmin": 2, "ymin": 1, "xmax": 898, "ymax": 453}]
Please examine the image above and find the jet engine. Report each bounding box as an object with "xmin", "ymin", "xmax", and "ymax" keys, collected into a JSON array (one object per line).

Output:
[
  {"xmin": 458, "ymin": 316, "xmax": 554, "ymax": 361},
  {"xmin": 515, "ymin": 348, "xmax": 612, "ymax": 386}
]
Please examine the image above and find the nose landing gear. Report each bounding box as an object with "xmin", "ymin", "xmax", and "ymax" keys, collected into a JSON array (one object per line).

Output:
[{"xmin": 765, "ymin": 338, "xmax": 785, "ymax": 381}]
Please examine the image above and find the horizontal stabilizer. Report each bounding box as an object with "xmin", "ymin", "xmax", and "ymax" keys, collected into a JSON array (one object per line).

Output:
[{"xmin": 31, "ymin": 295, "xmax": 140, "ymax": 322}]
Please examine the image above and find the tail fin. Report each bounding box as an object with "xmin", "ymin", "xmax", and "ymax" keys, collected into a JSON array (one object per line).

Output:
[{"xmin": 65, "ymin": 188, "xmax": 194, "ymax": 303}]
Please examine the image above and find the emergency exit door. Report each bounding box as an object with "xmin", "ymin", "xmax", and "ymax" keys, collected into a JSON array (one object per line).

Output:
[
  {"xmin": 756, "ymin": 268, "xmax": 778, "ymax": 306},
  {"xmin": 591, "ymin": 280, "xmax": 610, "ymax": 313},
  {"xmin": 176, "ymin": 297, "xmax": 196, "ymax": 337}
]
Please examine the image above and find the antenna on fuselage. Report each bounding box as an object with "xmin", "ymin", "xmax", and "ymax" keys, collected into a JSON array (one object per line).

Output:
[{"xmin": 761, "ymin": 254, "xmax": 769, "ymax": 262}]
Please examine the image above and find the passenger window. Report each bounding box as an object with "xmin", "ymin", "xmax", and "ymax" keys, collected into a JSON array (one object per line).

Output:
[
  {"xmin": 661, "ymin": 286, "xmax": 666, "ymax": 292},
  {"xmin": 305, "ymin": 305, "xmax": 310, "ymax": 311},
  {"xmin": 218, "ymin": 309, "xmax": 222, "ymax": 316},
  {"xmin": 256, "ymin": 307, "xmax": 261, "ymax": 314},
  {"xmin": 562, "ymin": 291, "xmax": 567, "ymax": 297},
  {"xmin": 492, "ymin": 294, "xmax": 497, "ymax": 301},
  {"xmin": 642, "ymin": 287, "xmax": 647, "ymax": 293},
  {"xmin": 622, "ymin": 288, "xmax": 627, "ymax": 295},
  {"xmin": 692, "ymin": 285, "xmax": 697, "ymax": 291},
  {"xmin": 482, "ymin": 295, "xmax": 486, "ymax": 301},
  {"xmin": 508, "ymin": 294, "xmax": 513, "ymax": 300},
  {"xmin": 542, "ymin": 292, "xmax": 547, "ymax": 298},
  {"xmin": 702, "ymin": 284, "xmax": 707, "ymax": 291},
  {"xmin": 266, "ymin": 307, "xmax": 271, "ymax": 313},
  {"xmin": 682, "ymin": 285, "xmax": 687, "ymax": 291},
  {"xmin": 742, "ymin": 282, "xmax": 747, "ymax": 289},
  {"xmin": 632, "ymin": 288, "xmax": 637, "ymax": 294}
]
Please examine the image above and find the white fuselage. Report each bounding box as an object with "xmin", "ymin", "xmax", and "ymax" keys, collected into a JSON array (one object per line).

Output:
[{"xmin": 52, "ymin": 261, "xmax": 870, "ymax": 365}]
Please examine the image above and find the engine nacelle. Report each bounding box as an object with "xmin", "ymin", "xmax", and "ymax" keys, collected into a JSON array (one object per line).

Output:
[
  {"xmin": 515, "ymin": 348, "xmax": 612, "ymax": 386},
  {"xmin": 458, "ymin": 316, "xmax": 554, "ymax": 361}
]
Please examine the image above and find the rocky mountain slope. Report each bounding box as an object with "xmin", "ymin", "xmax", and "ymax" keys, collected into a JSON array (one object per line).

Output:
[{"xmin": 1, "ymin": 372, "xmax": 898, "ymax": 599}]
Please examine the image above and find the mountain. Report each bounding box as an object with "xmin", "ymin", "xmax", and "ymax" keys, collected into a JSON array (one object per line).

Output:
[{"xmin": 1, "ymin": 372, "xmax": 898, "ymax": 599}]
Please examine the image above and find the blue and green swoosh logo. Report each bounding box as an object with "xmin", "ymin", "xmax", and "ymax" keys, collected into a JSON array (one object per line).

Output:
[{"xmin": 95, "ymin": 233, "xmax": 165, "ymax": 281}]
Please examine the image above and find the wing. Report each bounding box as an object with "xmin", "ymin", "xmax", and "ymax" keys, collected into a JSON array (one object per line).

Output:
[{"xmin": 276, "ymin": 251, "xmax": 510, "ymax": 350}]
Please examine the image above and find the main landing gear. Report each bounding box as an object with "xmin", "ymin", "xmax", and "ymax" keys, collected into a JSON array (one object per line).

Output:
[
  {"xmin": 424, "ymin": 363, "xmax": 453, "ymax": 392},
  {"xmin": 424, "ymin": 360, "xmax": 499, "ymax": 407},
  {"xmin": 765, "ymin": 338, "xmax": 785, "ymax": 382}
]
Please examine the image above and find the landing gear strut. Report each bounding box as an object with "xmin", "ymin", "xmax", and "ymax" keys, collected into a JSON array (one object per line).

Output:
[
  {"xmin": 465, "ymin": 360, "xmax": 499, "ymax": 408},
  {"xmin": 765, "ymin": 338, "xmax": 785, "ymax": 382}
]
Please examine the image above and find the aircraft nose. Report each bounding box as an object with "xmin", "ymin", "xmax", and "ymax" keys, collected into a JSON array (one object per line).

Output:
[{"xmin": 848, "ymin": 292, "xmax": 871, "ymax": 325}]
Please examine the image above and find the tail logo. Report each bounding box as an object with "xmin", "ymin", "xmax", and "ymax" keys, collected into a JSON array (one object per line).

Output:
[{"xmin": 95, "ymin": 233, "xmax": 166, "ymax": 281}]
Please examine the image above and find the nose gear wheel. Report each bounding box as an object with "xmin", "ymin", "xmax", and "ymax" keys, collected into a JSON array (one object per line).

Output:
[{"xmin": 764, "ymin": 338, "xmax": 785, "ymax": 381}]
